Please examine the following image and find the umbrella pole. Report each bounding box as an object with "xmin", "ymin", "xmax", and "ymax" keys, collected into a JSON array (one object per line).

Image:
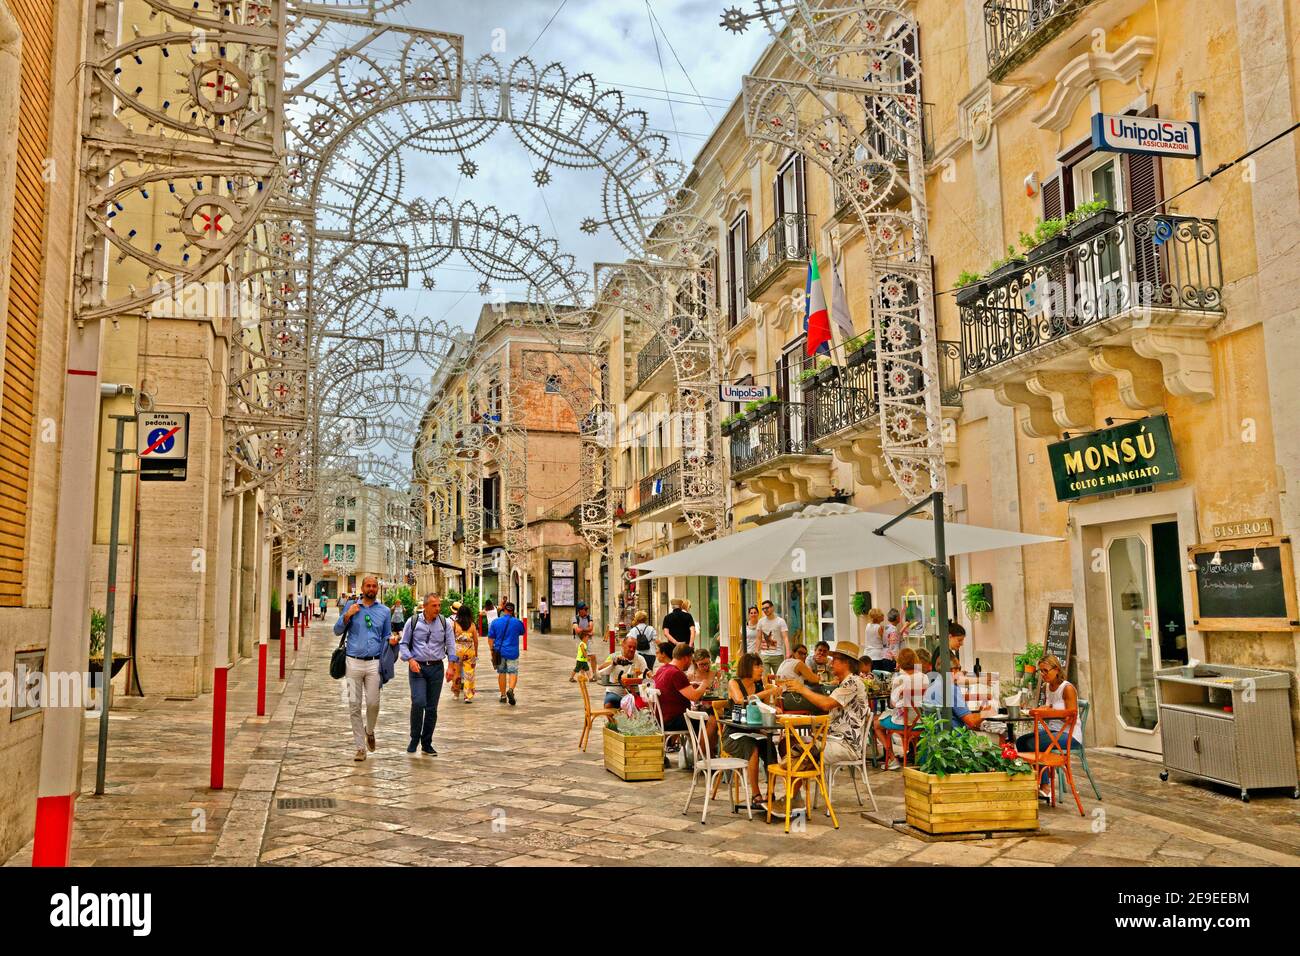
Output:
[{"xmin": 872, "ymin": 491, "xmax": 952, "ymax": 723}]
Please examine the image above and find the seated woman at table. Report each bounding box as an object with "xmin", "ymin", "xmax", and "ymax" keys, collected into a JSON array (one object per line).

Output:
[
  {"xmin": 649, "ymin": 641, "xmax": 674, "ymax": 676},
  {"xmin": 775, "ymin": 644, "xmax": 820, "ymax": 685},
  {"xmin": 874, "ymin": 648, "xmax": 927, "ymax": 770},
  {"xmin": 721, "ymin": 653, "xmax": 781, "ymax": 811},
  {"xmin": 1015, "ymin": 654, "xmax": 1081, "ymax": 797},
  {"xmin": 916, "ymin": 647, "xmax": 934, "ymax": 683}
]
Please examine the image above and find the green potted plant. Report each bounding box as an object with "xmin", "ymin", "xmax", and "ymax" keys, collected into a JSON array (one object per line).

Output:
[
  {"xmin": 744, "ymin": 394, "xmax": 779, "ymax": 422},
  {"xmin": 953, "ymin": 269, "xmax": 988, "ymax": 307},
  {"xmin": 1013, "ymin": 641, "xmax": 1045, "ymax": 693},
  {"xmin": 905, "ymin": 713, "xmax": 1037, "ymax": 834},
  {"xmin": 1020, "ymin": 217, "xmax": 1070, "ymax": 263},
  {"xmin": 844, "ymin": 330, "xmax": 876, "ymax": 367},
  {"xmin": 720, "ymin": 411, "xmax": 745, "ymax": 436},
  {"xmin": 962, "ymin": 582, "xmax": 992, "ymax": 620},
  {"xmin": 851, "ymin": 591, "xmax": 871, "ymax": 617},
  {"xmin": 604, "ymin": 709, "xmax": 665, "ymax": 781},
  {"xmin": 987, "ymin": 244, "xmax": 1027, "ymax": 283},
  {"xmin": 87, "ymin": 608, "xmax": 129, "ymax": 678},
  {"xmin": 814, "ymin": 358, "xmax": 839, "ymax": 387},
  {"xmin": 1066, "ymin": 199, "xmax": 1116, "ymax": 241}
]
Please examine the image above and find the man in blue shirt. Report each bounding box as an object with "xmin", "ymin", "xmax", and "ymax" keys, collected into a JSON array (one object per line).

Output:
[
  {"xmin": 333, "ymin": 576, "xmax": 394, "ymax": 761},
  {"xmin": 923, "ymin": 660, "xmax": 983, "ymax": 731},
  {"xmin": 398, "ymin": 592, "xmax": 459, "ymax": 755},
  {"xmin": 488, "ymin": 601, "xmax": 525, "ymax": 706}
]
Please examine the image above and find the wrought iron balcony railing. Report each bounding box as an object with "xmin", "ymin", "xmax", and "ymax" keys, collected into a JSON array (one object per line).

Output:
[
  {"xmin": 805, "ymin": 341, "xmax": 962, "ymax": 444},
  {"xmin": 634, "ymin": 315, "xmax": 691, "ymax": 389},
  {"xmin": 483, "ymin": 507, "xmax": 501, "ymax": 531},
  {"xmin": 983, "ymin": 0, "xmax": 1090, "ymax": 80},
  {"xmin": 744, "ymin": 212, "xmax": 812, "ymax": 299},
  {"xmin": 634, "ymin": 460, "xmax": 682, "ymax": 514},
  {"xmin": 728, "ymin": 401, "xmax": 824, "ymax": 476},
  {"xmin": 959, "ymin": 214, "xmax": 1223, "ymax": 379}
]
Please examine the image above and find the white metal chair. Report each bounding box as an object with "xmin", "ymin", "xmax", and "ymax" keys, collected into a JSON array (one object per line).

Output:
[
  {"xmin": 642, "ymin": 684, "xmax": 692, "ymax": 768},
  {"xmin": 682, "ymin": 710, "xmax": 752, "ymax": 824},
  {"xmin": 819, "ymin": 707, "xmax": 879, "ymax": 814}
]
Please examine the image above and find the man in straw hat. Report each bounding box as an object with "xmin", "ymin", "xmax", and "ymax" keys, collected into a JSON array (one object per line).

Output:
[{"xmin": 781, "ymin": 641, "xmax": 871, "ymax": 769}]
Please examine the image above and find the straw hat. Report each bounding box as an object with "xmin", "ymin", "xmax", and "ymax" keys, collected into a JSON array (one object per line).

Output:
[{"xmin": 829, "ymin": 642, "xmax": 861, "ymax": 662}]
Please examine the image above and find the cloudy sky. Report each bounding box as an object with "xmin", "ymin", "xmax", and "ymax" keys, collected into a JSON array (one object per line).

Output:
[{"xmin": 367, "ymin": 0, "xmax": 771, "ymax": 333}]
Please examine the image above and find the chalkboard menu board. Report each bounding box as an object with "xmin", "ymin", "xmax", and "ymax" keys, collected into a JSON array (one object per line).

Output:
[
  {"xmin": 1044, "ymin": 603, "xmax": 1074, "ymax": 670},
  {"xmin": 1188, "ymin": 537, "xmax": 1298, "ymax": 631}
]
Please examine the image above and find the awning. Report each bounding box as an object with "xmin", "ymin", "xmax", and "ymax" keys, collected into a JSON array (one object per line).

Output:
[{"xmin": 631, "ymin": 503, "xmax": 1059, "ymax": 583}]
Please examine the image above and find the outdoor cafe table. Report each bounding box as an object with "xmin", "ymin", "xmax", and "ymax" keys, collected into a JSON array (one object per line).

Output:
[{"xmin": 979, "ymin": 712, "xmax": 1037, "ymax": 745}]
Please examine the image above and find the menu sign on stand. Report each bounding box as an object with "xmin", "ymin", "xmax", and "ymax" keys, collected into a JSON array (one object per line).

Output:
[{"xmin": 1044, "ymin": 604, "xmax": 1075, "ymax": 674}]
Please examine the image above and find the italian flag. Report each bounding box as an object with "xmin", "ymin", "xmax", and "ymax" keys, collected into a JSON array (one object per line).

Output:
[{"xmin": 804, "ymin": 249, "xmax": 831, "ymax": 357}]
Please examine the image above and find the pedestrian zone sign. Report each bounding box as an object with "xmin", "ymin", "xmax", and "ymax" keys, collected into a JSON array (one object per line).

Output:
[{"xmin": 137, "ymin": 411, "xmax": 190, "ymax": 481}]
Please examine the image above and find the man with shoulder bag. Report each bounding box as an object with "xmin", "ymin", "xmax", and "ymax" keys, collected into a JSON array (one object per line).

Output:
[
  {"xmin": 398, "ymin": 591, "xmax": 459, "ymax": 755},
  {"xmin": 332, "ymin": 576, "xmax": 395, "ymax": 761}
]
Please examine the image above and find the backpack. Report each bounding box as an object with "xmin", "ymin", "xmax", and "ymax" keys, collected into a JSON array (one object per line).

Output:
[{"xmin": 630, "ymin": 623, "xmax": 653, "ymax": 652}]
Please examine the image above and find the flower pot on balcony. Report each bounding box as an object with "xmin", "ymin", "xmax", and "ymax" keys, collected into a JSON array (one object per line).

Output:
[
  {"xmin": 988, "ymin": 258, "xmax": 1027, "ymax": 284},
  {"xmin": 814, "ymin": 365, "xmax": 840, "ymax": 387},
  {"xmin": 1026, "ymin": 233, "xmax": 1071, "ymax": 263},
  {"xmin": 720, "ymin": 418, "xmax": 741, "ymax": 437},
  {"xmin": 954, "ymin": 281, "xmax": 988, "ymax": 307},
  {"xmin": 846, "ymin": 341, "xmax": 877, "ymax": 366},
  {"xmin": 1069, "ymin": 208, "xmax": 1120, "ymax": 242}
]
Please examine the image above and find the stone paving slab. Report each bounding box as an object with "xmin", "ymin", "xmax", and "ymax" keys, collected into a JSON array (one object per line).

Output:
[{"xmin": 5, "ymin": 619, "xmax": 1299, "ymax": 867}]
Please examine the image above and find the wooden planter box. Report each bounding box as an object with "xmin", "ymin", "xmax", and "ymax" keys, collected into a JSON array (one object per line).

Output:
[
  {"xmin": 903, "ymin": 767, "xmax": 1038, "ymax": 835},
  {"xmin": 603, "ymin": 726, "xmax": 664, "ymax": 781}
]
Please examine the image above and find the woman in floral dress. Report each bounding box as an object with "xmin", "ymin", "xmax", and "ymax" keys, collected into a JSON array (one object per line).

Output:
[{"xmin": 449, "ymin": 602, "xmax": 479, "ymax": 702}]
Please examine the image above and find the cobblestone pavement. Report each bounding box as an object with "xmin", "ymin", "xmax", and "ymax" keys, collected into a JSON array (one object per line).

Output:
[{"xmin": 7, "ymin": 619, "xmax": 1299, "ymax": 867}]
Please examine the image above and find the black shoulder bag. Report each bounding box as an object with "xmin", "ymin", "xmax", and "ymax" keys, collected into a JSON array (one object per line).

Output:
[{"xmin": 329, "ymin": 602, "xmax": 351, "ymax": 679}]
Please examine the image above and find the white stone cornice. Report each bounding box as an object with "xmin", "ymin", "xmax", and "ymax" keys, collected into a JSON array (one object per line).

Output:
[{"xmin": 1031, "ymin": 36, "xmax": 1157, "ymax": 132}]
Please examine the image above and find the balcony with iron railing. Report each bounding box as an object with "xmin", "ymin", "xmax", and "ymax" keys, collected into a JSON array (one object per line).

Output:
[
  {"xmin": 959, "ymin": 212, "xmax": 1223, "ymax": 387},
  {"xmin": 983, "ymin": 0, "xmax": 1142, "ymax": 85},
  {"xmin": 745, "ymin": 212, "xmax": 812, "ymax": 303},
  {"xmin": 832, "ymin": 101, "xmax": 935, "ymax": 222},
  {"xmin": 628, "ymin": 459, "xmax": 682, "ymax": 521},
  {"xmin": 727, "ymin": 401, "xmax": 829, "ymax": 479},
  {"xmin": 633, "ymin": 314, "xmax": 691, "ymax": 394},
  {"xmin": 805, "ymin": 341, "xmax": 962, "ymax": 446}
]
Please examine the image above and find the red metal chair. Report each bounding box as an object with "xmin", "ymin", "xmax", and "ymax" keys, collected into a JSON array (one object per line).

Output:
[{"xmin": 1017, "ymin": 709, "xmax": 1084, "ymax": 815}]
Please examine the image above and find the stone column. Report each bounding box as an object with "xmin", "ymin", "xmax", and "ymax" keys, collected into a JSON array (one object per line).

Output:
[{"xmin": 238, "ymin": 490, "xmax": 257, "ymax": 657}]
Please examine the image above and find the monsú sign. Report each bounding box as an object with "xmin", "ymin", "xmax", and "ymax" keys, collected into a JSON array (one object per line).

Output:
[
  {"xmin": 1091, "ymin": 112, "xmax": 1200, "ymax": 159},
  {"xmin": 719, "ymin": 383, "xmax": 771, "ymax": 403},
  {"xmin": 1048, "ymin": 414, "xmax": 1180, "ymax": 502}
]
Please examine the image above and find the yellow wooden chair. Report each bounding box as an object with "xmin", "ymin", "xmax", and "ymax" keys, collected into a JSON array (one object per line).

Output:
[
  {"xmin": 766, "ymin": 714, "xmax": 838, "ymax": 832},
  {"xmin": 577, "ymin": 673, "xmax": 618, "ymax": 752}
]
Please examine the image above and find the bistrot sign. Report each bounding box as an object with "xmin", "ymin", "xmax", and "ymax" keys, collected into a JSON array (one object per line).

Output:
[
  {"xmin": 1091, "ymin": 112, "xmax": 1200, "ymax": 159},
  {"xmin": 137, "ymin": 410, "xmax": 190, "ymax": 481},
  {"xmin": 719, "ymin": 383, "xmax": 771, "ymax": 404}
]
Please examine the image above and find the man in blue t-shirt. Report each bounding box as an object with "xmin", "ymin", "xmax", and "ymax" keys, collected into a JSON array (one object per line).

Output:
[
  {"xmin": 488, "ymin": 601, "xmax": 525, "ymax": 706},
  {"xmin": 923, "ymin": 661, "xmax": 983, "ymax": 731},
  {"xmin": 333, "ymin": 576, "xmax": 395, "ymax": 761}
]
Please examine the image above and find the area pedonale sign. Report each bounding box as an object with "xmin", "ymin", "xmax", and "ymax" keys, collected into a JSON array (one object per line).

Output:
[{"xmin": 1048, "ymin": 415, "xmax": 1180, "ymax": 502}]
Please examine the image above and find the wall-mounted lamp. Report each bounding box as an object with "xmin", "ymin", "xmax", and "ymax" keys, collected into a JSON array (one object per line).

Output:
[{"xmin": 1209, "ymin": 550, "xmax": 1222, "ymax": 566}]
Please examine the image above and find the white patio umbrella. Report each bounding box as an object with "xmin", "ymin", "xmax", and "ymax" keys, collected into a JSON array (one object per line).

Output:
[{"xmin": 632, "ymin": 503, "xmax": 1059, "ymax": 583}]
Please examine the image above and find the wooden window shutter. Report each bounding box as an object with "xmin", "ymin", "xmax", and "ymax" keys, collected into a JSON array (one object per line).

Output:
[
  {"xmin": 1041, "ymin": 173, "xmax": 1063, "ymax": 221},
  {"xmin": 0, "ymin": 0, "xmax": 54, "ymax": 607},
  {"xmin": 1124, "ymin": 105, "xmax": 1167, "ymax": 303}
]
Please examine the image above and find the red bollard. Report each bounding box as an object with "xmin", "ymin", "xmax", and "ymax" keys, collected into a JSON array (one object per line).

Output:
[
  {"xmin": 257, "ymin": 643, "xmax": 268, "ymax": 717},
  {"xmin": 293, "ymin": 617, "xmax": 299, "ymax": 651},
  {"xmin": 522, "ymin": 617, "xmax": 528, "ymax": 652},
  {"xmin": 279, "ymin": 624, "xmax": 286, "ymax": 680},
  {"xmin": 210, "ymin": 665, "xmax": 228, "ymax": 790},
  {"xmin": 609, "ymin": 628, "xmax": 616, "ymax": 653}
]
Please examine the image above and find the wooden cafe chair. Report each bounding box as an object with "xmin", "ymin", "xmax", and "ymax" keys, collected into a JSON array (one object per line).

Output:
[
  {"xmin": 766, "ymin": 714, "xmax": 838, "ymax": 833},
  {"xmin": 1017, "ymin": 709, "xmax": 1085, "ymax": 815},
  {"xmin": 577, "ymin": 673, "xmax": 618, "ymax": 752}
]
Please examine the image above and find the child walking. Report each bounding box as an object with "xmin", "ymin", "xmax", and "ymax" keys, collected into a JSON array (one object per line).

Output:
[{"xmin": 571, "ymin": 636, "xmax": 592, "ymax": 682}]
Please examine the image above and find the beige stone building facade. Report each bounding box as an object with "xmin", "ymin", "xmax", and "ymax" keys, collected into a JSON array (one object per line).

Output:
[
  {"xmin": 586, "ymin": 0, "xmax": 1300, "ymax": 775},
  {"xmin": 413, "ymin": 304, "xmax": 592, "ymax": 633}
]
